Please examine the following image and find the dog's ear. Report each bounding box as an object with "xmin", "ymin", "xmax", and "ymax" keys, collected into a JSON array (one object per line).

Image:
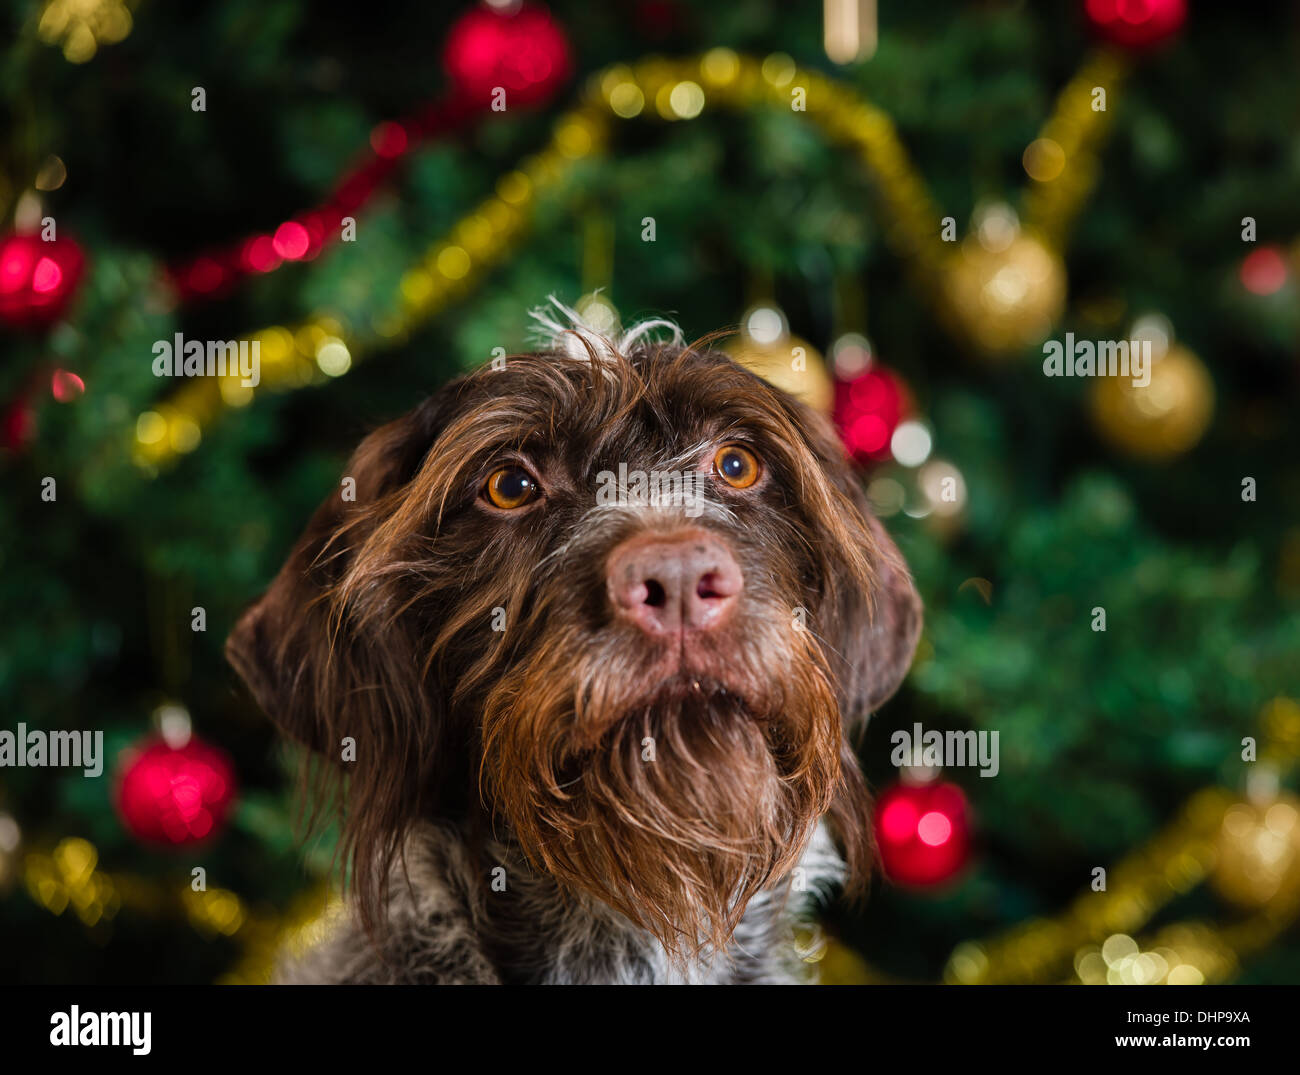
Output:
[
  {"xmin": 798, "ymin": 403, "xmax": 923, "ymax": 728},
  {"xmin": 225, "ymin": 393, "xmax": 451, "ymax": 755},
  {"xmin": 227, "ymin": 389, "xmax": 466, "ymax": 932},
  {"xmin": 845, "ymin": 505, "xmax": 924, "ymax": 723},
  {"xmin": 781, "ymin": 399, "xmax": 922, "ymax": 894}
]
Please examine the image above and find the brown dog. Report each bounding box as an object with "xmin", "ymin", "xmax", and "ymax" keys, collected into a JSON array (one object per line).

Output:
[{"xmin": 226, "ymin": 313, "xmax": 921, "ymax": 983}]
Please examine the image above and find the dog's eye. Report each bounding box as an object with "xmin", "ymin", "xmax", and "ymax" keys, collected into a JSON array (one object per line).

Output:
[
  {"xmin": 484, "ymin": 465, "xmax": 540, "ymax": 510},
  {"xmin": 713, "ymin": 444, "xmax": 761, "ymax": 489}
]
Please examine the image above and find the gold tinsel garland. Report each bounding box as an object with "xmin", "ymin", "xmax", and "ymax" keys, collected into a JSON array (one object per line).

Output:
[
  {"xmin": 1021, "ymin": 48, "xmax": 1129, "ymax": 251},
  {"xmin": 20, "ymin": 832, "xmax": 338, "ymax": 984},
  {"xmin": 133, "ymin": 47, "xmax": 1127, "ymax": 468},
  {"xmin": 817, "ymin": 697, "xmax": 1300, "ymax": 985}
]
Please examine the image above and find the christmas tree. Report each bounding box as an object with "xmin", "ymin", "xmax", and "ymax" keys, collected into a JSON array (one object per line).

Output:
[{"xmin": 2, "ymin": 0, "xmax": 1298, "ymax": 984}]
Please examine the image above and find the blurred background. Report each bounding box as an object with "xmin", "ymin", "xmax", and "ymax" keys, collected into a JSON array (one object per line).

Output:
[{"xmin": 2, "ymin": 0, "xmax": 1299, "ymax": 985}]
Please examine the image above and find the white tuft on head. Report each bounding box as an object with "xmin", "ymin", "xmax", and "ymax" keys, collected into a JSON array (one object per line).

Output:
[{"xmin": 528, "ymin": 295, "xmax": 684, "ymax": 362}]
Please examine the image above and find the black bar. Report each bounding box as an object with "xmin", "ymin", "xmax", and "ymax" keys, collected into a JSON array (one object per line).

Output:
[{"xmin": 0, "ymin": 984, "xmax": 1291, "ymax": 1062}]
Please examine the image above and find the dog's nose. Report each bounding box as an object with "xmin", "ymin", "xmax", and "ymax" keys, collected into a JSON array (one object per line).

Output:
[{"xmin": 606, "ymin": 531, "xmax": 743, "ymax": 636}]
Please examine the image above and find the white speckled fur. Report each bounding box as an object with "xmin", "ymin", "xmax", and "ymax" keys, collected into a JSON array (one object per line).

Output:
[{"xmin": 277, "ymin": 821, "xmax": 844, "ymax": 985}]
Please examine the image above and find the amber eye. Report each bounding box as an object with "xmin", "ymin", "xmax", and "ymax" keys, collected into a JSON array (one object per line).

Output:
[
  {"xmin": 713, "ymin": 444, "xmax": 761, "ymax": 489},
  {"xmin": 484, "ymin": 465, "xmax": 540, "ymax": 510}
]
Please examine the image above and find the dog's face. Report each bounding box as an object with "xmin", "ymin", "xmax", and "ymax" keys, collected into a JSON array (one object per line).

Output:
[{"xmin": 227, "ymin": 339, "xmax": 921, "ymax": 954}]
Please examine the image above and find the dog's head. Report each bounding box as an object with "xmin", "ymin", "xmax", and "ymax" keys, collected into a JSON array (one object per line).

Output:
[{"xmin": 227, "ymin": 323, "xmax": 921, "ymax": 954}]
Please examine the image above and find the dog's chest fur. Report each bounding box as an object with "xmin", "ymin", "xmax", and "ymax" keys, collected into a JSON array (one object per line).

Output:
[{"xmin": 278, "ymin": 821, "xmax": 844, "ymax": 985}]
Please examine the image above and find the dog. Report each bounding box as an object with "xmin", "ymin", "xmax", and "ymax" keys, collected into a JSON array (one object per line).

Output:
[{"xmin": 225, "ymin": 307, "xmax": 922, "ymax": 984}]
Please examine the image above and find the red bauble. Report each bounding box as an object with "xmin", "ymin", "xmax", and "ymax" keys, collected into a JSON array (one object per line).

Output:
[
  {"xmin": 833, "ymin": 366, "xmax": 909, "ymax": 465},
  {"xmin": 1, "ymin": 383, "xmax": 37, "ymax": 452},
  {"xmin": 115, "ymin": 737, "xmax": 237, "ymax": 847},
  {"xmin": 443, "ymin": 3, "xmax": 572, "ymax": 107},
  {"xmin": 1239, "ymin": 245, "xmax": 1289, "ymax": 296},
  {"xmin": 874, "ymin": 779, "xmax": 971, "ymax": 887},
  {"xmin": 1084, "ymin": 0, "xmax": 1186, "ymax": 50},
  {"xmin": 0, "ymin": 231, "xmax": 86, "ymax": 329}
]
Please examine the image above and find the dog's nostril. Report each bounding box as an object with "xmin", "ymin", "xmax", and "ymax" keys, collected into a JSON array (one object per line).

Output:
[
  {"xmin": 643, "ymin": 579, "xmax": 667, "ymax": 608},
  {"xmin": 696, "ymin": 574, "xmax": 724, "ymax": 601}
]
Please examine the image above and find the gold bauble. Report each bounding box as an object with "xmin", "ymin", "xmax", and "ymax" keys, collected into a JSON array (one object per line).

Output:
[
  {"xmin": 723, "ymin": 334, "xmax": 833, "ymax": 412},
  {"xmin": 941, "ymin": 234, "xmax": 1067, "ymax": 357},
  {"xmin": 1090, "ymin": 343, "xmax": 1214, "ymax": 460},
  {"xmin": 1261, "ymin": 697, "xmax": 1300, "ymax": 761},
  {"xmin": 1210, "ymin": 793, "xmax": 1300, "ymax": 909}
]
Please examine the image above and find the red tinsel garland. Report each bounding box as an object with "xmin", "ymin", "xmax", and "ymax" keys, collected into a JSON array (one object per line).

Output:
[
  {"xmin": 166, "ymin": 95, "xmax": 483, "ymax": 303},
  {"xmin": 166, "ymin": 2, "xmax": 571, "ymax": 305}
]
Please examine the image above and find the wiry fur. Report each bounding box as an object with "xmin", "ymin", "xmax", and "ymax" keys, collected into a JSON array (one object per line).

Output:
[
  {"xmin": 227, "ymin": 317, "xmax": 922, "ymax": 984},
  {"xmin": 279, "ymin": 821, "xmax": 845, "ymax": 985}
]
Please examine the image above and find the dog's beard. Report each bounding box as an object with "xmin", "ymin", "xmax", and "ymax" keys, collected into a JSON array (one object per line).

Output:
[{"xmin": 481, "ymin": 624, "xmax": 842, "ymax": 958}]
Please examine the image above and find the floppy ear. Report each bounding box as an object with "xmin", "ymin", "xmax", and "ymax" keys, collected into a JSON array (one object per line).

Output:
[
  {"xmin": 762, "ymin": 397, "xmax": 922, "ymax": 895},
  {"xmin": 800, "ymin": 404, "xmax": 924, "ymax": 729},
  {"xmin": 845, "ymin": 506, "xmax": 923, "ymax": 721},
  {"xmin": 227, "ymin": 390, "xmax": 468, "ymax": 931},
  {"xmin": 225, "ymin": 393, "xmax": 451, "ymax": 756}
]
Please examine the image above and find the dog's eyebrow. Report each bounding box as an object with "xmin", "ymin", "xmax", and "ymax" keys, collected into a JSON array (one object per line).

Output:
[{"xmin": 660, "ymin": 437, "xmax": 716, "ymax": 471}]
